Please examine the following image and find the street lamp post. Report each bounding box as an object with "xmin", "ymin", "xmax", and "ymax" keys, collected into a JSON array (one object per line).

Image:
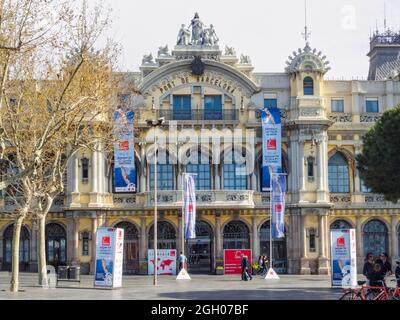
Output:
[{"xmin": 146, "ymin": 117, "xmax": 165, "ymax": 286}]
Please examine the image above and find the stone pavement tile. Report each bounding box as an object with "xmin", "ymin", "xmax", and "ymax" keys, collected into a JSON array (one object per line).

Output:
[{"xmin": 0, "ymin": 272, "xmax": 345, "ymax": 300}]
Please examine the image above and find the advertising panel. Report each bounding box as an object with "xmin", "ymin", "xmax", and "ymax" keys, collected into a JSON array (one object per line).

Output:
[
  {"xmin": 261, "ymin": 108, "xmax": 282, "ymax": 191},
  {"xmin": 330, "ymin": 229, "xmax": 357, "ymax": 287},
  {"xmin": 223, "ymin": 249, "xmax": 252, "ymax": 275},
  {"xmin": 94, "ymin": 227, "xmax": 124, "ymax": 288},
  {"xmin": 148, "ymin": 249, "xmax": 177, "ymax": 275},
  {"xmin": 113, "ymin": 110, "xmax": 136, "ymax": 193}
]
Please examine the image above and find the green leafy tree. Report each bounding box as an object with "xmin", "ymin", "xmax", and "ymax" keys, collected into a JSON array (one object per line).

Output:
[{"xmin": 356, "ymin": 105, "xmax": 400, "ymax": 203}]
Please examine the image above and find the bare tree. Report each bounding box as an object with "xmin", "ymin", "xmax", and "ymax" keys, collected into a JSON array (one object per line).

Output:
[{"xmin": 0, "ymin": 0, "xmax": 124, "ymax": 292}]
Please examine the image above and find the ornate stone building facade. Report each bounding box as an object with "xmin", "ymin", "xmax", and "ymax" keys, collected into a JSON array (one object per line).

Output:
[{"xmin": 1, "ymin": 14, "xmax": 400, "ymax": 275}]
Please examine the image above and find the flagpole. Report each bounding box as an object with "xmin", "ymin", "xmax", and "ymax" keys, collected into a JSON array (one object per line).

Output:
[
  {"xmin": 181, "ymin": 173, "xmax": 185, "ymax": 264},
  {"xmin": 269, "ymin": 167, "xmax": 273, "ymax": 271}
]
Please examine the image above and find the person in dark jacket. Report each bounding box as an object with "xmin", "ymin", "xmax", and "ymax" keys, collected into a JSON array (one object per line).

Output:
[
  {"xmin": 395, "ymin": 261, "xmax": 400, "ymax": 287},
  {"xmin": 363, "ymin": 252, "xmax": 374, "ymax": 284},
  {"xmin": 244, "ymin": 256, "xmax": 252, "ymax": 280},
  {"xmin": 377, "ymin": 252, "xmax": 392, "ymax": 276},
  {"xmin": 240, "ymin": 255, "xmax": 247, "ymax": 281},
  {"xmin": 369, "ymin": 263, "xmax": 385, "ymax": 287}
]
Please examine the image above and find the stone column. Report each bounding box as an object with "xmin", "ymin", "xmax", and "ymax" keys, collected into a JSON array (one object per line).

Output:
[
  {"xmin": 214, "ymin": 164, "xmax": 220, "ymax": 190},
  {"xmin": 318, "ymin": 214, "xmax": 329, "ymax": 274},
  {"xmin": 90, "ymin": 214, "xmax": 98, "ymax": 274},
  {"xmin": 391, "ymin": 214, "xmax": 397, "ymax": 259},
  {"xmin": 317, "ymin": 142, "xmax": 324, "ymax": 191},
  {"xmin": 252, "ymin": 214, "xmax": 259, "ymax": 261},
  {"xmin": 300, "ymin": 213, "xmax": 310, "ymax": 274},
  {"xmin": 66, "ymin": 215, "xmax": 74, "ymax": 265},
  {"xmin": 356, "ymin": 215, "xmax": 363, "ymax": 272},
  {"xmin": 69, "ymin": 154, "xmax": 80, "ymax": 207},
  {"xmin": 251, "ymin": 173, "xmax": 257, "ymax": 191},
  {"xmin": 139, "ymin": 216, "xmax": 147, "ymax": 274},
  {"xmin": 91, "ymin": 149, "xmax": 98, "ymax": 193},
  {"xmin": 30, "ymin": 220, "xmax": 38, "ymax": 272},
  {"xmin": 140, "ymin": 142, "xmax": 146, "ymax": 193},
  {"xmin": 73, "ymin": 216, "xmax": 79, "ymax": 265},
  {"xmin": 298, "ymin": 141, "xmax": 305, "ymax": 192},
  {"xmin": 215, "ymin": 214, "xmax": 223, "ymax": 262}
]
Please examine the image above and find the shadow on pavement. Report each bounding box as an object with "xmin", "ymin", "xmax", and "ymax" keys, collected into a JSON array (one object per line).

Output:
[{"xmin": 157, "ymin": 288, "xmax": 342, "ymax": 300}]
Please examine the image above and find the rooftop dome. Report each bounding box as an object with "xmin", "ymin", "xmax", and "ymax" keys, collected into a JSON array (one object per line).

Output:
[{"xmin": 285, "ymin": 42, "xmax": 330, "ymax": 74}]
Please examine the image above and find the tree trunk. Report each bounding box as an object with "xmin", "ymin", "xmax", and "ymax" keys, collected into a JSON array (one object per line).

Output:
[
  {"xmin": 37, "ymin": 215, "xmax": 48, "ymax": 286},
  {"xmin": 10, "ymin": 215, "xmax": 24, "ymax": 292}
]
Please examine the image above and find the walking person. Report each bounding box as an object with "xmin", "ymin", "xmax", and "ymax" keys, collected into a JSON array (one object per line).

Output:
[
  {"xmin": 257, "ymin": 255, "xmax": 263, "ymax": 275},
  {"xmin": 244, "ymin": 255, "xmax": 252, "ymax": 281},
  {"xmin": 262, "ymin": 256, "xmax": 268, "ymax": 275},
  {"xmin": 178, "ymin": 251, "xmax": 187, "ymax": 271},
  {"xmin": 240, "ymin": 254, "xmax": 247, "ymax": 281}
]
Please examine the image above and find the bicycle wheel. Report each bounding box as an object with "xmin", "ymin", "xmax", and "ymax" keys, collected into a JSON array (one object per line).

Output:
[{"xmin": 339, "ymin": 291, "xmax": 358, "ymax": 300}]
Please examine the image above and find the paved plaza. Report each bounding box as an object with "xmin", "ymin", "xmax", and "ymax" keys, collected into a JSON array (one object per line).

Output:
[{"xmin": 0, "ymin": 272, "xmax": 355, "ymax": 300}]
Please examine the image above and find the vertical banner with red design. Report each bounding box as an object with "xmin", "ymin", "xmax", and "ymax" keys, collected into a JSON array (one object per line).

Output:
[
  {"xmin": 183, "ymin": 174, "xmax": 196, "ymax": 239},
  {"xmin": 330, "ymin": 229, "xmax": 357, "ymax": 287},
  {"xmin": 271, "ymin": 174, "xmax": 286, "ymax": 239},
  {"xmin": 113, "ymin": 110, "xmax": 136, "ymax": 193},
  {"xmin": 94, "ymin": 227, "xmax": 124, "ymax": 288},
  {"xmin": 261, "ymin": 108, "xmax": 282, "ymax": 191}
]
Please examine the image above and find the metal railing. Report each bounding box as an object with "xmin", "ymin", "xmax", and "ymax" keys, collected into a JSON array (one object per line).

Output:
[{"xmin": 159, "ymin": 109, "xmax": 238, "ymax": 121}]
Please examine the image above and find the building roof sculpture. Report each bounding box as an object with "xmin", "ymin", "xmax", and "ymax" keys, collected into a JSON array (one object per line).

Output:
[{"xmin": 285, "ymin": 42, "xmax": 330, "ymax": 74}]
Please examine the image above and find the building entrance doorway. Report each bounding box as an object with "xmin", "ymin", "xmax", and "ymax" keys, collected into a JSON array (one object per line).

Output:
[{"xmin": 186, "ymin": 221, "xmax": 213, "ymax": 274}]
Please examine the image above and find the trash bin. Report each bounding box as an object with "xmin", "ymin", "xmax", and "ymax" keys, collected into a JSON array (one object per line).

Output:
[
  {"xmin": 58, "ymin": 266, "xmax": 68, "ymax": 280},
  {"xmin": 69, "ymin": 266, "xmax": 80, "ymax": 281}
]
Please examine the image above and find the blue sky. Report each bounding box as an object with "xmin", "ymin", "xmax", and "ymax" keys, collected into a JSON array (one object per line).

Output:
[{"xmin": 101, "ymin": 0, "xmax": 400, "ymax": 79}]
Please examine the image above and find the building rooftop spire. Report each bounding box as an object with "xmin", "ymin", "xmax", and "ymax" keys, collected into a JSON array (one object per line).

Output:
[{"xmin": 301, "ymin": 0, "xmax": 311, "ymax": 43}]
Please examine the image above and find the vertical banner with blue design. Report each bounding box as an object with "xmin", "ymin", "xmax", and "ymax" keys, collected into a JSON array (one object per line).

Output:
[
  {"xmin": 113, "ymin": 110, "xmax": 136, "ymax": 193},
  {"xmin": 184, "ymin": 174, "xmax": 196, "ymax": 239},
  {"xmin": 261, "ymin": 108, "xmax": 282, "ymax": 191},
  {"xmin": 271, "ymin": 174, "xmax": 286, "ymax": 239}
]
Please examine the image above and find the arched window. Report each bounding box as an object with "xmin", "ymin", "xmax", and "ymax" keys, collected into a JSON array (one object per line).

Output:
[
  {"xmin": 148, "ymin": 221, "xmax": 176, "ymax": 249},
  {"xmin": 328, "ymin": 153, "xmax": 350, "ymax": 193},
  {"xmin": 259, "ymin": 220, "xmax": 287, "ymax": 273},
  {"xmin": 363, "ymin": 220, "xmax": 388, "ymax": 257},
  {"xmin": 2, "ymin": 224, "xmax": 30, "ymax": 271},
  {"xmin": 149, "ymin": 151, "xmax": 174, "ymax": 190},
  {"xmin": 115, "ymin": 221, "xmax": 139, "ymax": 274},
  {"xmin": 330, "ymin": 220, "xmax": 352, "ymax": 230},
  {"xmin": 186, "ymin": 152, "xmax": 211, "ymax": 190},
  {"xmin": 303, "ymin": 77, "xmax": 314, "ymax": 95},
  {"xmin": 223, "ymin": 149, "xmax": 248, "ymax": 190},
  {"xmin": 46, "ymin": 223, "xmax": 67, "ymax": 267},
  {"xmin": 223, "ymin": 221, "xmax": 250, "ymax": 249}
]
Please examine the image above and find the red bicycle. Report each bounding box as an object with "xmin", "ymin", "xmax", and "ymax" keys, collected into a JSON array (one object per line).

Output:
[
  {"xmin": 388, "ymin": 280, "xmax": 400, "ymax": 300},
  {"xmin": 340, "ymin": 280, "xmax": 390, "ymax": 300}
]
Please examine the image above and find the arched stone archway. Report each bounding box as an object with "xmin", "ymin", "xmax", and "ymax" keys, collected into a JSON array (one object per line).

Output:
[
  {"xmin": 45, "ymin": 223, "xmax": 67, "ymax": 268},
  {"xmin": 223, "ymin": 220, "xmax": 250, "ymax": 249},
  {"xmin": 148, "ymin": 221, "xmax": 177, "ymax": 249},
  {"xmin": 363, "ymin": 219, "xmax": 389, "ymax": 257},
  {"xmin": 186, "ymin": 220, "xmax": 213, "ymax": 273},
  {"xmin": 259, "ymin": 220, "xmax": 287, "ymax": 273},
  {"xmin": 114, "ymin": 221, "xmax": 140, "ymax": 274},
  {"xmin": 2, "ymin": 224, "xmax": 30, "ymax": 271}
]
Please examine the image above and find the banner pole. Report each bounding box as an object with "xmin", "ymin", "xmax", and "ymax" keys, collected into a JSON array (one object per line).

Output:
[
  {"xmin": 269, "ymin": 167, "xmax": 273, "ymax": 271},
  {"xmin": 182, "ymin": 173, "xmax": 185, "ymax": 263}
]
